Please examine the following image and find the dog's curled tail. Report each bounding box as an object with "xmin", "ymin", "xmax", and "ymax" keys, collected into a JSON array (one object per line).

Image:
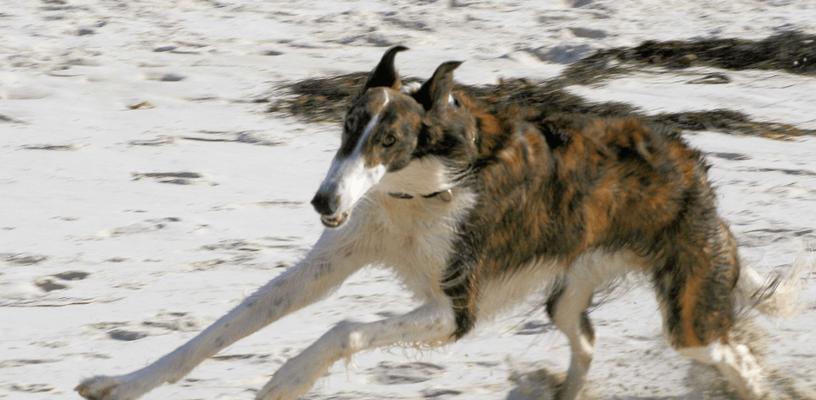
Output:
[{"xmin": 736, "ymin": 243, "xmax": 814, "ymax": 317}]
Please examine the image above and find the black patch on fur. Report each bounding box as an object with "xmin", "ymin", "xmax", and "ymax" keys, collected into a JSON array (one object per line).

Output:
[{"xmin": 539, "ymin": 120, "xmax": 571, "ymax": 149}]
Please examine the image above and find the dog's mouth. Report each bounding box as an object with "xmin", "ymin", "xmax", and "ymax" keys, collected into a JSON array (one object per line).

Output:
[{"xmin": 320, "ymin": 211, "xmax": 350, "ymax": 228}]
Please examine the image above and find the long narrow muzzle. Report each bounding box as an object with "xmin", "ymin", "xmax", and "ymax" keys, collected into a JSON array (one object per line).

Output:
[
  {"xmin": 313, "ymin": 92, "xmax": 389, "ymax": 228},
  {"xmin": 310, "ymin": 187, "xmax": 339, "ymax": 217},
  {"xmin": 311, "ymin": 154, "xmax": 386, "ymax": 228}
]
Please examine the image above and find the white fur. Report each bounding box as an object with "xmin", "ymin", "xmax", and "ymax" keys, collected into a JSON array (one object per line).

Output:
[
  {"xmin": 400, "ymin": 81, "xmax": 421, "ymax": 94},
  {"xmin": 478, "ymin": 259, "xmax": 562, "ymax": 320},
  {"xmin": 678, "ymin": 342, "xmax": 767, "ymax": 399},
  {"xmin": 371, "ymin": 187, "xmax": 477, "ymax": 302},
  {"xmin": 475, "ymin": 251, "xmax": 642, "ymax": 400},
  {"xmin": 736, "ymin": 245, "xmax": 812, "ymax": 317},
  {"xmin": 478, "ymin": 250, "xmax": 641, "ymax": 322},
  {"xmin": 377, "ymin": 156, "xmax": 454, "ymax": 196},
  {"xmin": 545, "ymin": 250, "xmax": 644, "ymax": 400},
  {"xmin": 256, "ymin": 304, "xmax": 455, "ymax": 400}
]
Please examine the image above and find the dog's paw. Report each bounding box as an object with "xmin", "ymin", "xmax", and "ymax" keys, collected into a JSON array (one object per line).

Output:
[
  {"xmin": 255, "ymin": 371, "xmax": 312, "ymax": 400},
  {"xmin": 255, "ymin": 385, "xmax": 301, "ymax": 400},
  {"xmin": 75, "ymin": 375, "xmax": 138, "ymax": 400}
]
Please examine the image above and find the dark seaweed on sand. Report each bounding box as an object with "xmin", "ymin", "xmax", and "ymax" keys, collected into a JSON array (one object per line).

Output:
[{"xmin": 268, "ymin": 32, "xmax": 816, "ymax": 139}]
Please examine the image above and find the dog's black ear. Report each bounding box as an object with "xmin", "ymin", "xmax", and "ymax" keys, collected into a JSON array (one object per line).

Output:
[
  {"xmin": 362, "ymin": 45, "xmax": 408, "ymax": 92},
  {"xmin": 413, "ymin": 60, "xmax": 462, "ymax": 111}
]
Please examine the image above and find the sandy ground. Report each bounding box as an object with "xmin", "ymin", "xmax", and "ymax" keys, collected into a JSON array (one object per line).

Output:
[{"xmin": 1, "ymin": 1, "xmax": 815, "ymax": 399}]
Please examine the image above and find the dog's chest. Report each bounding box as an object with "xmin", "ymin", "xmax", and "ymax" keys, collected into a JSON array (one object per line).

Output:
[{"xmin": 367, "ymin": 190, "xmax": 476, "ymax": 302}]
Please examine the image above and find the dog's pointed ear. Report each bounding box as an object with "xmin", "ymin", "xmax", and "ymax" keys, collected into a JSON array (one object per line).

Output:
[
  {"xmin": 361, "ymin": 45, "xmax": 408, "ymax": 92},
  {"xmin": 413, "ymin": 60, "xmax": 462, "ymax": 111}
]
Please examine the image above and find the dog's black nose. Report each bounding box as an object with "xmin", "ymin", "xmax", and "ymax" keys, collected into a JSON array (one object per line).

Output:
[{"xmin": 311, "ymin": 191, "xmax": 339, "ymax": 216}]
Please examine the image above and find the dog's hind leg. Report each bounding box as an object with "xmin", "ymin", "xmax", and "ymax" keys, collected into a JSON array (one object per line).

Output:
[
  {"xmin": 545, "ymin": 250, "xmax": 637, "ymax": 400},
  {"xmin": 76, "ymin": 230, "xmax": 367, "ymax": 400},
  {"xmin": 655, "ymin": 228, "xmax": 768, "ymax": 400},
  {"xmin": 546, "ymin": 274, "xmax": 596, "ymax": 400},
  {"xmin": 255, "ymin": 302, "xmax": 456, "ymax": 400},
  {"xmin": 677, "ymin": 341, "xmax": 766, "ymax": 399}
]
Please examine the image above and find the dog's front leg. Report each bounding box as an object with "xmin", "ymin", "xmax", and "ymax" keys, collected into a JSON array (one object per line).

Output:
[
  {"xmin": 255, "ymin": 302, "xmax": 456, "ymax": 400},
  {"xmin": 76, "ymin": 229, "xmax": 365, "ymax": 400}
]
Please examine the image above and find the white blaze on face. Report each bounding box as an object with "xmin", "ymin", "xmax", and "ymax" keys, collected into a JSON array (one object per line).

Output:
[{"xmin": 317, "ymin": 91, "xmax": 389, "ymax": 217}]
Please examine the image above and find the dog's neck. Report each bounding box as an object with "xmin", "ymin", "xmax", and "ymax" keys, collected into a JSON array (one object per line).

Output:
[{"xmin": 377, "ymin": 156, "xmax": 458, "ymax": 198}]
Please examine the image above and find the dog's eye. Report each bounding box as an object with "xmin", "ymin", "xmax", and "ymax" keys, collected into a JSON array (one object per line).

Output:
[
  {"xmin": 449, "ymin": 94, "xmax": 460, "ymax": 108},
  {"xmin": 381, "ymin": 134, "xmax": 397, "ymax": 147}
]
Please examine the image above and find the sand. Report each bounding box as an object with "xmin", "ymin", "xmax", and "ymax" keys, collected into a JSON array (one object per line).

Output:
[{"xmin": 1, "ymin": 1, "xmax": 815, "ymax": 399}]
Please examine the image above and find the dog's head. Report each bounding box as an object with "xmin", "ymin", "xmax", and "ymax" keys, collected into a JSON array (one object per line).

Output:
[{"xmin": 311, "ymin": 46, "xmax": 479, "ymax": 228}]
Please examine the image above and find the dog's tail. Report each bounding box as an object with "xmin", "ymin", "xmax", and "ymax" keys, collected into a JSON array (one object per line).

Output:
[{"xmin": 736, "ymin": 244, "xmax": 814, "ymax": 317}]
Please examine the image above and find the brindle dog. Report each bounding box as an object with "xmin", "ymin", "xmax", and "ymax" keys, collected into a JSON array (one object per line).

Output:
[{"xmin": 78, "ymin": 46, "xmax": 787, "ymax": 400}]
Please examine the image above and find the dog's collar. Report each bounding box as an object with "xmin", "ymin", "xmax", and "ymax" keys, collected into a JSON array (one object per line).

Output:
[{"xmin": 388, "ymin": 189, "xmax": 453, "ymax": 202}]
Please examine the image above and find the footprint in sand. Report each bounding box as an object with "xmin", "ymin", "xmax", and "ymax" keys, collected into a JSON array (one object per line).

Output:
[
  {"xmin": 6, "ymin": 383, "xmax": 55, "ymax": 393},
  {"xmin": 0, "ymin": 359, "xmax": 59, "ymax": 369},
  {"xmin": 19, "ymin": 143, "xmax": 80, "ymax": 151},
  {"xmin": 740, "ymin": 227, "xmax": 815, "ymax": 248},
  {"xmin": 33, "ymin": 270, "xmax": 91, "ymax": 292},
  {"xmin": 301, "ymin": 391, "xmax": 391, "ymax": 400},
  {"xmin": 421, "ymin": 388, "xmax": 463, "ymax": 398},
  {"xmin": 743, "ymin": 167, "xmax": 816, "ymax": 177},
  {"xmin": 89, "ymin": 321, "xmax": 129, "ymax": 331},
  {"xmin": 153, "ymin": 45, "xmax": 177, "ymax": 52},
  {"xmin": 128, "ymin": 136, "xmax": 175, "ymax": 146},
  {"xmin": 188, "ymin": 258, "xmax": 228, "ymax": 270},
  {"xmin": 143, "ymin": 71, "xmax": 187, "ymax": 82},
  {"xmin": 34, "ymin": 277, "xmax": 67, "ymax": 292},
  {"xmin": 1, "ymin": 253, "xmax": 48, "ymax": 266},
  {"xmin": 211, "ymin": 353, "xmax": 272, "ymax": 365},
  {"xmin": 188, "ymin": 254, "xmax": 268, "ymax": 270},
  {"xmin": 107, "ymin": 329, "xmax": 149, "ymax": 341},
  {"xmin": 126, "ymin": 100, "xmax": 155, "ymax": 110},
  {"xmin": 52, "ymin": 270, "xmax": 90, "ymax": 281},
  {"xmin": 90, "ymin": 312, "xmax": 200, "ymax": 343},
  {"xmin": 568, "ymin": 27, "xmax": 607, "ymax": 39},
  {"xmin": 514, "ymin": 320, "xmax": 554, "ymax": 336},
  {"xmin": 141, "ymin": 311, "xmax": 201, "ymax": 332},
  {"xmin": 131, "ymin": 171, "xmax": 213, "ymax": 185},
  {"xmin": 707, "ymin": 151, "xmax": 751, "ymax": 161},
  {"xmin": 97, "ymin": 217, "xmax": 181, "ymax": 238},
  {"xmin": 367, "ymin": 361, "xmax": 446, "ymax": 385},
  {"xmin": 1, "ymin": 113, "xmax": 25, "ymax": 123},
  {"xmin": 506, "ymin": 368, "xmax": 563, "ymax": 400},
  {"xmin": 181, "ymin": 130, "xmax": 285, "ymax": 147},
  {"xmin": 201, "ymin": 237, "xmax": 301, "ymax": 255},
  {"xmin": 202, "ymin": 239, "xmax": 267, "ymax": 252}
]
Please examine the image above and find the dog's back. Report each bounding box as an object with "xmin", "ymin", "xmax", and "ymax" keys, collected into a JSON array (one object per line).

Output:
[{"xmin": 444, "ymin": 100, "xmax": 722, "ymax": 327}]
